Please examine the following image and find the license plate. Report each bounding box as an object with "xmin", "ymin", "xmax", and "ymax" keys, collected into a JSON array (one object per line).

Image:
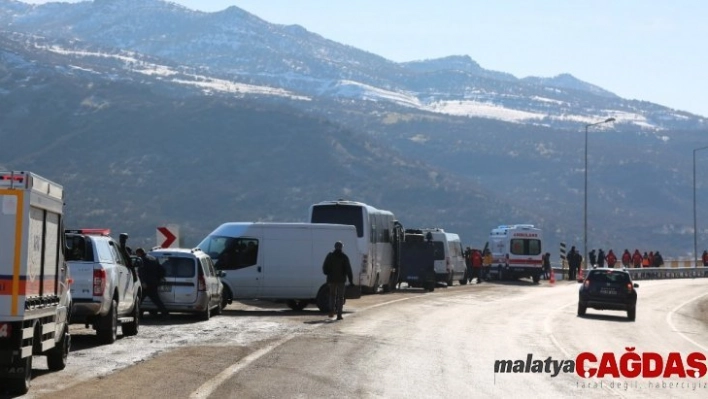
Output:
[
  {"xmin": 158, "ymin": 285, "xmax": 171, "ymax": 293},
  {"xmin": 600, "ymin": 288, "xmax": 617, "ymax": 295}
]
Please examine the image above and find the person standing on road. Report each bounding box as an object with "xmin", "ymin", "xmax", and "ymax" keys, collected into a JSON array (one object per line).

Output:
[
  {"xmin": 568, "ymin": 246, "xmax": 578, "ymax": 280},
  {"xmin": 588, "ymin": 250, "xmax": 597, "ymax": 267},
  {"xmin": 471, "ymin": 249, "xmax": 483, "ymax": 284},
  {"xmin": 703, "ymin": 250, "xmax": 708, "ymax": 267},
  {"xmin": 652, "ymin": 251, "xmax": 664, "ymax": 267},
  {"xmin": 322, "ymin": 241, "xmax": 353, "ymax": 320},
  {"xmin": 632, "ymin": 249, "xmax": 643, "ymax": 268},
  {"xmin": 597, "ymin": 248, "xmax": 606, "ymax": 268},
  {"xmin": 621, "ymin": 249, "xmax": 631, "ymax": 268},
  {"xmin": 542, "ymin": 252, "xmax": 551, "ymax": 280},
  {"xmin": 135, "ymin": 247, "xmax": 169, "ymax": 318},
  {"xmin": 606, "ymin": 249, "xmax": 617, "ymax": 268},
  {"xmin": 482, "ymin": 248, "xmax": 492, "ymax": 281}
]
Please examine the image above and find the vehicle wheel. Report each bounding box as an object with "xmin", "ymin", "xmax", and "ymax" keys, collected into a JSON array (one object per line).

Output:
[
  {"xmin": 121, "ymin": 298, "xmax": 140, "ymax": 336},
  {"xmin": 200, "ymin": 304, "xmax": 211, "ymax": 321},
  {"xmin": 577, "ymin": 302, "xmax": 587, "ymax": 316},
  {"xmin": 533, "ymin": 274, "xmax": 540, "ymax": 284},
  {"xmin": 47, "ymin": 327, "xmax": 70, "ymax": 371},
  {"xmin": 424, "ymin": 282, "xmax": 435, "ymax": 292},
  {"xmin": 97, "ymin": 299, "xmax": 118, "ymax": 345},
  {"xmin": 6, "ymin": 355, "xmax": 32, "ymax": 394},
  {"xmin": 627, "ymin": 307, "xmax": 636, "ymax": 321},
  {"xmin": 316, "ymin": 285, "xmax": 330, "ymax": 313},
  {"xmin": 221, "ymin": 285, "xmax": 232, "ymax": 310},
  {"xmin": 286, "ymin": 299, "xmax": 308, "ymax": 311},
  {"xmin": 213, "ymin": 293, "xmax": 223, "ymax": 316}
]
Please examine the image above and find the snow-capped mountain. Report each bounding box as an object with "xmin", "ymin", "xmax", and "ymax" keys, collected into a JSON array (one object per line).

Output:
[{"xmin": 2, "ymin": 0, "xmax": 706, "ymax": 131}]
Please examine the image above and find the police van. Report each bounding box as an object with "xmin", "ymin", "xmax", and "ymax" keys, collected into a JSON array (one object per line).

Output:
[
  {"xmin": 487, "ymin": 224, "xmax": 543, "ymax": 283},
  {"xmin": 412, "ymin": 228, "xmax": 467, "ymax": 286}
]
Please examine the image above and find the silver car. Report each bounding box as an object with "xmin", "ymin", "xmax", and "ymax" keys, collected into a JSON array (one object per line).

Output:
[{"xmin": 142, "ymin": 248, "xmax": 224, "ymax": 320}]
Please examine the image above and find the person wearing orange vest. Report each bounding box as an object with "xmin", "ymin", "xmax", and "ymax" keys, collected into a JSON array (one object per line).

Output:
[
  {"xmin": 471, "ymin": 249, "xmax": 483, "ymax": 284},
  {"xmin": 482, "ymin": 248, "xmax": 492, "ymax": 282},
  {"xmin": 606, "ymin": 249, "xmax": 617, "ymax": 268},
  {"xmin": 632, "ymin": 249, "xmax": 642, "ymax": 268},
  {"xmin": 621, "ymin": 249, "xmax": 631, "ymax": 268},
  {"xmin": 642, "ymin": 252, "xmax": 650, "ymax": 268}
]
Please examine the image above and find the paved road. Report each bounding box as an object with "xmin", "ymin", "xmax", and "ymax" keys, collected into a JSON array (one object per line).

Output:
[{"xmin": 8, "ymin": 278, "xmax": 708, "ymax": 398}]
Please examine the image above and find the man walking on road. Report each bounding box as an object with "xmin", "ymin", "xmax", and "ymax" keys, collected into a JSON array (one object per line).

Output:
[{"xmin": 322, "ymin": 241, "xmax": 354, "ymax": 320}]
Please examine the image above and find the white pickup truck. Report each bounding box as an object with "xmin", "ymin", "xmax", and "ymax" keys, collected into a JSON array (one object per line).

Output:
[{"xmin": 65, "ymin": 229, "xmax": 141, "ymax": 344}]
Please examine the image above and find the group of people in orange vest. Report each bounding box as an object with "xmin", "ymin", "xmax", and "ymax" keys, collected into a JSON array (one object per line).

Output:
[
  {"xmin": 465, "ymin": 247, "xmax": 492, "ymax": 284},
  {"xmin": 586, "ymin": 248, "xmax": 665, "ymax": 268}
]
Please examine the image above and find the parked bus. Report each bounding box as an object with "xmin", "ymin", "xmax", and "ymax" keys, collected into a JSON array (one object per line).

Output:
[{"xmin": 309, "ymin": 200, "xmax": 404, "ymax": 294}]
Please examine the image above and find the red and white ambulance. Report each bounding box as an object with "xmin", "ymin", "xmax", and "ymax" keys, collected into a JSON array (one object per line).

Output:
[{"xmin": 487, "ymin": 224, "xmax": 543, "ymax": 283}]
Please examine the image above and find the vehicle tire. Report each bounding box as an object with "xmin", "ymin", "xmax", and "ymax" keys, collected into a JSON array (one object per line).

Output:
[
  {"xmin": 121, "ymin": 298, "xmax": 140, "ymax": 337},
  {"xmin": 200, "ymin": 304, "xmax": 211, "ymax": 321},
  {"xmin": 221, "ymin": 285, "xmax": 232, "ymax": 310},
  {"xmin": 533, "ymin": 274, "xmax": 540, "ymax": 284},
  {"xmin": 316, "ymin": 285, "xmax": 330, "ymax": 313},
  {"xmin": 6, "ymin": 355, "xmax": 32, "ymax": 394},
  {"xmin": 97, "ymin": 299, "xmax": 118, "ymax": 345},
  {"xmin": 47, "ymin": 327, "xmax": 70, "ymax": 371},
  {"xmin": 424, "ymin": 282, "xmax": 435, "ymax": 292},
  {"xmin": 577, "ymin": 302, "xmax": 587, "ymax": 316},
  {"xmin": 627, "ymin": 307, "xmax": 636, "ymax": 321},
  {"xmin": 213, "ymin": 293, "xmax": 223, "ymax": 316},
  {"xmin": 286, "ymin": 299, "xmax": 308, "ymax": 311}
]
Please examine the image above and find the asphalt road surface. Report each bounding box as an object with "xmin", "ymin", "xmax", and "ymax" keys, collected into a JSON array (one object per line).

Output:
[{"xmin": 7, "ymin": 278, "xmax": 708, "ymax": 399}]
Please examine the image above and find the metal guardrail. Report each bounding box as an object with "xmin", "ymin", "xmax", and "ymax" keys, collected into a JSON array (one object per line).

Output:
[{"xmin": 551, "ymin": 266, "xmax": 708, "ymax": 281}]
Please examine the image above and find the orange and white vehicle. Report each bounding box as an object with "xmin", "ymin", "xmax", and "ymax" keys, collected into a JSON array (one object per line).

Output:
[
  {"xmin": 0, "ymin": 171, "xmax": 71, "ymax": 394},
  {"xmin": 487, "ymin": 224, "xmax": 543, "ymax": 283}
]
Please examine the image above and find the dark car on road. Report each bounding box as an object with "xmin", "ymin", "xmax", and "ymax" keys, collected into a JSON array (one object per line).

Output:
[{"xmin": 578, "ymin": 268, "xmax": 638, "ymax": 321}]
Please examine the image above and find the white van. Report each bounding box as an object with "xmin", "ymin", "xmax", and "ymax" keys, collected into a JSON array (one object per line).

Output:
[
  {"xmin": 196, "ymin": 223, "xmax": 361, "ymax": 313},
  {"xmin": 143, "ymin": 248, "xmax": 224, "ymax": 321},
  {"xmin": 413, "ymin": 228, "xmax": 467, "ymax": 286}
]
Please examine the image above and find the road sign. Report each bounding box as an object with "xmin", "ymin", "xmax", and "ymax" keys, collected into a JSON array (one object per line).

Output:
[{"xmin": 157, "ymin": 225, "xmax": 179, "ymax": 248}]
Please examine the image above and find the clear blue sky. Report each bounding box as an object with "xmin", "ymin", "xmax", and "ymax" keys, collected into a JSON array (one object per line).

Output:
[{"xmin": 23, "ymin": 0, "xmax": 708, "ymax": 117}]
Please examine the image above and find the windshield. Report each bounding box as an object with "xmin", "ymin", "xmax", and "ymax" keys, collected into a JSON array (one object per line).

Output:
[{"xmin": 310, "ymin": 205, "xmax": 364, "ymax": 237}]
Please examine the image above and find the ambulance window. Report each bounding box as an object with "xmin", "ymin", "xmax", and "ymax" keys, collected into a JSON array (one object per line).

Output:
[{"xmin": 510, "ymin": 239, "xmax": 542, "ymax": 256}]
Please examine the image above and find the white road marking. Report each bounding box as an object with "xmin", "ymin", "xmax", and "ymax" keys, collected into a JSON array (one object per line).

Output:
[{"xmin": 666, "ymin": 291, "xmax": 708, "ymax": 352}]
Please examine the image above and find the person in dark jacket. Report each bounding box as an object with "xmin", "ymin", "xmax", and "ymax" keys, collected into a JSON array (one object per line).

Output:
[
  {"xmin": 136, "ymin": 247, "xmax": 169, "ymax": 318},
  {"xmin": 322, "ymin": 241, "xmax": 353, "ymax": 320},
  {"xmin": 597, "ymin": 248, "xmax": 605, "ymax": 268},
  {"xmin": 588, "ymin": 250, "xmax": 597, "ymax": 267}
]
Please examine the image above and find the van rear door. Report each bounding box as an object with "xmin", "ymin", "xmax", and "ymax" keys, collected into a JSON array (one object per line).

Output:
[{"xmin": 170, "ymin": 257, "xmax": 198, "ymax": 304}]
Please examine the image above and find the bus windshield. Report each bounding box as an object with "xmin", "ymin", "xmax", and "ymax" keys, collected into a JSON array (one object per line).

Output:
[{"xmin": 311, "ymin": 205, "xmax": 364, "ymax": 237}]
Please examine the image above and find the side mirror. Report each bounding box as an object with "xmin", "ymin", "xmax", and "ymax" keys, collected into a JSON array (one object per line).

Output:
[{"xmin": 218, "ymin": 270, "xmax": 226, "ymax": 278}]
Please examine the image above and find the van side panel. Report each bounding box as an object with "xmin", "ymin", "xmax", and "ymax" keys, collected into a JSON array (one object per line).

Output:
[{"xmin": 260, "ymin": 227, "xmax": 315, "ymax": 298}]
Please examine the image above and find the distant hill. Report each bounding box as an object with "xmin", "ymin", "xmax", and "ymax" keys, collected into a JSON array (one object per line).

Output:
[{"xmin": 2, "ymin": 0, "xmax": 708, "ymax": 257}]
